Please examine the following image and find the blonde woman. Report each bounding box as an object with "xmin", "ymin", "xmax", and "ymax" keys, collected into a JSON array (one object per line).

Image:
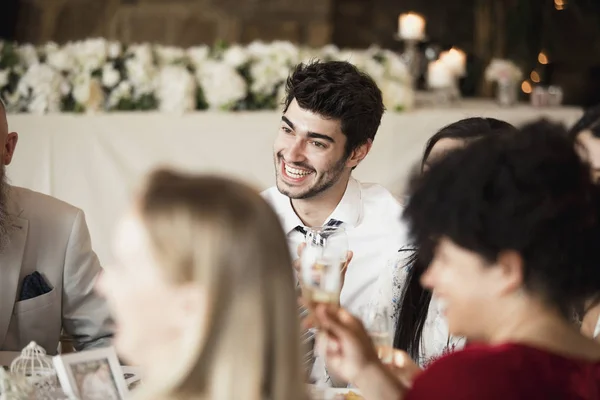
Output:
[{"xmin": 97, "ymin": 170, "xmax": 307, "ymax": 400}]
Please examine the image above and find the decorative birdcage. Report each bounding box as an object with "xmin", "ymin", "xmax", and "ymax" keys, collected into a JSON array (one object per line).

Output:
[
  {"xmin": 0, "ymin": 368, "xmax": 34, "ymax": 400},
  {"xmin": 10, "ymin": 342, "xmax": 58, "ymax": 394}
]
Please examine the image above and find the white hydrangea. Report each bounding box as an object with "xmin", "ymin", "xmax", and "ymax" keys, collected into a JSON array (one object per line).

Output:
[
  {"xmin": 0, "ymin": 70, "xmax": 8, "ymax": 88},
  {"xmin": 362, "ymin": 58, "xmax": 385, "ymax": 81},
  {"xmin": 72, "ymin": 73, "xmax": 91, "ymax": 104},
  {"xmin": 156, "ymin": 65, "xmax": 196, "ymax": 113},
  {"xmin": 125, "ymin": 44, "xmax": 156, "ymax": 98},
  {"xmin": 187, "ymin": 46, "xmax": 210, "ymax": 69},
  {"xmin": 222, "ymin": 45, "xmax": 249, "ymax": 69},
  {"xmin": 249, "ymin": 59, "xmax": 289, "ymax": 97},
  {"xmin": 107, "ymin": 80, "xmax": 133, "ymax": 109},
  {"xmin": 247, "ymin": 41, "xmax": 299, "ymax": 66},
  {"xmin": 102, "ymin": 64, "xmax": 120, "ymax": 88},
  {"xmin": 267, "ymin": 41, "xmax": 300, "ymax": 66},
  {"xmin": 17, "ymin": 44, "xmax": 38, "ymax": 67},
  {"xmin": 196, "ymin": 60, "xmax": 246, "ymax": 109},
  {"xmin": 245, "ymin": 41, "xmax": 270, "ymax": 59},
  {"xmin": 298, "ymin": 46, "xmax": 320, "ymax": 64},
  {"xmin": 154, "ymin": 45, "xmax": 186, "ymax": 66},
  {"xmin": 380, "ymin": 79, "xmax": 415, "ymax": 111},
  {"xmin": 127, "ymin": 44, "xmax": 154, "ymax": 66},
  {"xmin": 381, "ymin": 50, "xmax": 411, "ymax": 85},
  {"xmin": 108, "ymin": 41, "xmax": 122, "ymax": 59},
  {"xmin": 320, "ymin": 44, "xmax": 340, "ymax": 60},
  {"xmin": 17, "ymin": 63, "xmax": 64, "ymax": 114},
  {"xmin": 70, "ymin": 38, "xmax": 108, "ymax": 72},
  {"xmin": 45, "ymin": 42, "xmax": 75, "ymax": 72}
]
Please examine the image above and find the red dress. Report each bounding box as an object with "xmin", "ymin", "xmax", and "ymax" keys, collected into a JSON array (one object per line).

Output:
[{"xmin": 406, "ymin": 343, "xmax": 600, "ymax": 400}]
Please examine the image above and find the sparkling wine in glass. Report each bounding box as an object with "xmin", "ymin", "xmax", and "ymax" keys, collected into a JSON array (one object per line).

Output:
[
  {"xmin": 300, "ymin": 226, "xmax": 348, "ymax": 314},
  {"xmin": 360, "ymin": 306, "xmax": 393, "ymax": 364}
]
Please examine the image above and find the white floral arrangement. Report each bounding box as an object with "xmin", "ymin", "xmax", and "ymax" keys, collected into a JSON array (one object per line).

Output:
[
  {"xmin": 0, "ymin": 39, "xmax": 414, "ymax": 115},
  {"xmin": 485, "ymin": 59, "xmax": 523, "ymax": 84}
]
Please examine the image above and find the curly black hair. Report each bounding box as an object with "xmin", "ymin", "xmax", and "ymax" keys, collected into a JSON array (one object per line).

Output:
[
  {"xmin": 404, "ymin": 119, "xmax": 600, "ymax": 315},
  {"xmin": 283, "ymin": 60, "xmax": 384, "ymax": 157},
  {"xmin": 569, "ymin": 103, "xmax": 600, "ymax": 140}
]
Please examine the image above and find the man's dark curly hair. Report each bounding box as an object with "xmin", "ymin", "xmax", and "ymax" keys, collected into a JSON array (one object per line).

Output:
[
  {"xmin": 283, "ymin": 60, "xmax": 384, "ymax": 157},
  {"xmin": 404, "ymin": 119, "xmax": 600, "ymax": 314}
]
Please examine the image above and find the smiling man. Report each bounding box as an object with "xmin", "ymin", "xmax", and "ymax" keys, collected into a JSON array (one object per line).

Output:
[{"xmin": 262, "ymin": 60, "xmax": 407, "ymax": 316}]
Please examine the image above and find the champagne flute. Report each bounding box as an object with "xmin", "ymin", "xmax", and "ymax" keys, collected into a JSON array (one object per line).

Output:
[
  {"xmin": 299, "ymin": 226, "xmax": 348, "ymax": 315},
  {"xmin": 359, "ymin": 306, "xmax": 393, "ymax": 364}
]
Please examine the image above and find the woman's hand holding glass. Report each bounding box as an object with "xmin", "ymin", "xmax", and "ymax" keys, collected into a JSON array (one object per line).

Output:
[{"xmin": 314, "ymin": 305, "xmax": 422, "ymax": 397}]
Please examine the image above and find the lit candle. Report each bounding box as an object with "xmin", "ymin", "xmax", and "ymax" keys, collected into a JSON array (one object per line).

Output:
[
  {"xmin": 439, "ymin": 47, "xmax": 466, "ymax": 77},
  {"xmin": 428, "ymin": 60, "xmax": 454, "ymax": 89},
  {"xmin": 398, "ymin": 12, "xmax": 425, "ymax": 41}
]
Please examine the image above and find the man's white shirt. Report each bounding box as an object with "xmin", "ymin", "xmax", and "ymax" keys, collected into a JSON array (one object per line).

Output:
[{"xmin": 261, "ymin": 177, "xmax": 408, "ymax": 315}]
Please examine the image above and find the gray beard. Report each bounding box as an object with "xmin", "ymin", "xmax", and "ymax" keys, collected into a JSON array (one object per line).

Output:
[{"xmin": 0, "ymin": 165, "xmax": 13, "ymax": 253}]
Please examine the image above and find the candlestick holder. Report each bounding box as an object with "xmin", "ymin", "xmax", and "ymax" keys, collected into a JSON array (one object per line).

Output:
[{"xmin": 394, "ymin": 35, "xmax": 424, "ymax": 89}]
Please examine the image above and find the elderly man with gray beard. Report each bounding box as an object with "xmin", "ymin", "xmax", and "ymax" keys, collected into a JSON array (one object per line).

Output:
[{"xmin": 0, "ymin": 100, "xmax": 112, "ymax": 365}]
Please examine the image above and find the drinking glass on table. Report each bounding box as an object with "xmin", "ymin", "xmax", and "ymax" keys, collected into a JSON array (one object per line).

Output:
[
  {"xmin": 359, "ymin": 305, "xmax": 393, "ymax": 364},
  {"xmin": 299, "ymin": 226, "xmax": 348, "ymax": 315}
]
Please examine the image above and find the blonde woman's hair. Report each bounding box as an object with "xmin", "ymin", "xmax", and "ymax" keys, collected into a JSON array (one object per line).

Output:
[{"xmin": 137, "ymin": 169, "xmax": 306, "ymax": 400}]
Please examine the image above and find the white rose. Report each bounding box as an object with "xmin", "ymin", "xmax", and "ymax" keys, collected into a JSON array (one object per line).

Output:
[
  {"xmin": 102, "ymin": 64, "xmax": 120, "ymax": 88},
  {"xmin": 0, "ymin": 70, "xmax": 9, "ymax": 88}
]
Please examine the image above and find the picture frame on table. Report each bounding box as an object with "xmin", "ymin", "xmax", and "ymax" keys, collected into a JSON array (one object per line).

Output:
[{"xmin": 53, "ymin": 347, "xmax": 128, "ymax": 400}]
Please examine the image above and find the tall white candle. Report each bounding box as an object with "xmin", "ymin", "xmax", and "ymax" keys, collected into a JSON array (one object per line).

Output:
[
  {"xmin": 428, "ymin": 60, "xmax": 454, "ymax": 89},
  {"xmin": 398, "ymin": 13, "xmax": 425, "ymax": 41},
  {"xmin": 439, "ymin": 47, "xmax": 466, "ymax": 77}
]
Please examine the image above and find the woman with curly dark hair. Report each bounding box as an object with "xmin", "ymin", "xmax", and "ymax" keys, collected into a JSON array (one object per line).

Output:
[{"xmin": 319, "ymin": 120, "xmax": 600, "ymax": 399}]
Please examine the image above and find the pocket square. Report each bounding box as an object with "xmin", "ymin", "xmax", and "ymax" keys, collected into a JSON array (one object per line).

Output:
[{"xmin": 19, "ymin": 272, "xmax": 52, "ymax": 301}]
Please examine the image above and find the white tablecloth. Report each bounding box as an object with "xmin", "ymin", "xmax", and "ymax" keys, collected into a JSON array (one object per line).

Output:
[{"xmin": 6, "ymin": 101, "xmax": 582, "ymax": 264}]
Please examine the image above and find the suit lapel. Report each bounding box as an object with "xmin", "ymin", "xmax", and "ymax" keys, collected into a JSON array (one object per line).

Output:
[{"xmin": 0, "ymin": 188, "xmax": 28, "ymax": 348}]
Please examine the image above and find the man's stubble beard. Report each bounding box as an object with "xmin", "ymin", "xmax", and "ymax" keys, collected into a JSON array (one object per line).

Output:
[{"xmin": 275, "ymin": 153, "xmax": 348, "ymax": 200}]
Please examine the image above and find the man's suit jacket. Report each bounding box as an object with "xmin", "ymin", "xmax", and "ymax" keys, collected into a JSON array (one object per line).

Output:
[{"xmin": 0, "ymin": 186, "xmax": 113, "ymax": 354}]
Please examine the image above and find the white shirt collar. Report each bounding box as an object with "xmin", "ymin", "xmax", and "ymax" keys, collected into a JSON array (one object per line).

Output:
[{"xmin": 271, "ymin": 177, "xmax": 363, "ymax": 234}]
